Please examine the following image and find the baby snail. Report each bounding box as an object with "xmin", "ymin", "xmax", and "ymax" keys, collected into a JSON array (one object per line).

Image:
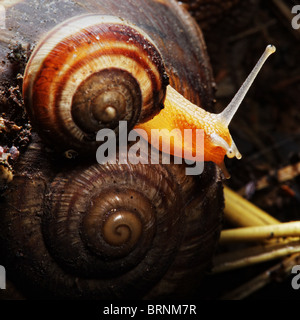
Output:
[{"xmin": 23, "ymin": 14, "xmax": 276, "ymax": 178}]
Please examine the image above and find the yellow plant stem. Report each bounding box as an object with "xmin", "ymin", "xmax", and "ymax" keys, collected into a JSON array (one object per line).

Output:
[
  {"xmin": 220, "ymin": 221, "xmax": 300, "ymax": 244},
  {"xmin": 223, "ymin": 186, "xmax": 280, "ymax": 227},
  {"xmin": 212, "ymin": 239, "xmax": 300, "ymax": 274}
]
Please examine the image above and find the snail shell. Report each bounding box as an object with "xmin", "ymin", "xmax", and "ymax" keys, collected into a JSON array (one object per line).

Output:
[
  {"xmin": 23, "ymin": 15, "xmax": 168, "ymax": 154},
  {"xmin": 0, "ymin": 136, "xmax": 222, "ymax": 299}
]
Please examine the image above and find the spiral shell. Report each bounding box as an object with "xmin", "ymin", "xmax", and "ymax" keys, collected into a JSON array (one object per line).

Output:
[
  {"xmin": 23, "ymin": 14, "xmax": 168, "ymax": 154},
  {"xmin": 0, "ymin": 138, "xmax": 186, "ymax": 299}
]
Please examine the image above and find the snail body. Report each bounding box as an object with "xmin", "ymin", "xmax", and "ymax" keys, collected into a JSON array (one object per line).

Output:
[{"xmin": 136, "ymin": 45, "xmax": 276, "ymax": 178}]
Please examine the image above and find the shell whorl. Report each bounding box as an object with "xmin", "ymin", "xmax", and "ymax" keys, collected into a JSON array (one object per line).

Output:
[
  {"xmin": 0, "ymin": 140, "xmax": 185, "ymax": 298},
  {"xmin": 42, "ymin": 161, "xmax": 184, "ymax": 279},
  {"xmin": 23, "ymin": 14, "xmax": 168, "ymax": 154}
]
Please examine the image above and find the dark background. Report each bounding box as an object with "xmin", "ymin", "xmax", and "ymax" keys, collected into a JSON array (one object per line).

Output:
[{"xmin": 190, "ymin": 0, "xmax": 300, "ymax": 299}]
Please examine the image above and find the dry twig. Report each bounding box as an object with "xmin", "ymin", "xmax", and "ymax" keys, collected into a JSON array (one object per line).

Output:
[
  {"xmin": 213, "ymin": 239, "xmax": 300, "ymax": 274},
  {"xmin": 220, "ymin": 253, "xmax": 300, "ymax": 300},
  {"xmin": 217, "ymin": 186, "xmax": 300, "ymax": 298},
  {"xmin": 223, "ymin": 186, "xmax": 280, "ymax": 227},
  {"xmin": 220, "ymin": 221, "xmax": 300, "ymax": 244}
]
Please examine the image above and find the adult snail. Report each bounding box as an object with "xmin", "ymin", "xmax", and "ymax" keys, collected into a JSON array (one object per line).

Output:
[{"xmin": 0, "ymin": 0, "xmax": 274, "ymax": 299}]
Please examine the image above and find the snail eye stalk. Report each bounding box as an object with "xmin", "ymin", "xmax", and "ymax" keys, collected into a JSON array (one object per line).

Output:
[{"xmin": 219, "ymin": 45, "xmax": 276, "ymax": 127}]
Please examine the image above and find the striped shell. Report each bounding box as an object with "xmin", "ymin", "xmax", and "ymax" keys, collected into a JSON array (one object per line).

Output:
[{"xmin": 22, "ymin": 14, "xmax": 168, "ymax": 154}]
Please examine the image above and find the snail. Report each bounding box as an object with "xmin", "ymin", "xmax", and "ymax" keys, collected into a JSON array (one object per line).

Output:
[
  {"xmin": 22, "ymin": 14, "xmax": 275, "ymax": 178},
  {"xmin": 0, "ymin": 0, "xmax": 273, "ymax": 299},
  {"xmin": 0, "ymin": 135, "xmax": 222, "ymax": 299}
]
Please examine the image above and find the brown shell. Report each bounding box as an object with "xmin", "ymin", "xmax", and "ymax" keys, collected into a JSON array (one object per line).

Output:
[{"xmin": 0, "ymin": 134, "xmax": 223, "ymax": 299}]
